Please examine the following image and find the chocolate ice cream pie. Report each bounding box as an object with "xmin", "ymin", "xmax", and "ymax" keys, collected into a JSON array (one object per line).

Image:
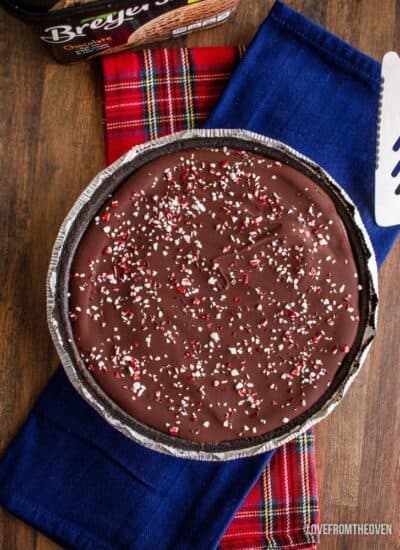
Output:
[{"xmin": 47, "ymin": 130, "xmax": 377, "ymax": 460}]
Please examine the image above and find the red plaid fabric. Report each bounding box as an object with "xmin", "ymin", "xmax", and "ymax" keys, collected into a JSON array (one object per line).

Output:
[
  {"xmin": 102, "ymin": 47, "xmax": 319, "ymax": 549},
  {"xmin": 221, "ymin": 431, "xmax": 319, "ymax": 549},
  {"xmin": 103, "ymin": 47, "xmax": 243, "ymax": 164}
]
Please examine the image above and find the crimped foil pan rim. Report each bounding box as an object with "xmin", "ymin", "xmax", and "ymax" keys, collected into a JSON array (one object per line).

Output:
[{"xmin": 47, "ymin": 128, "xmax": 378, "ymax": 461}]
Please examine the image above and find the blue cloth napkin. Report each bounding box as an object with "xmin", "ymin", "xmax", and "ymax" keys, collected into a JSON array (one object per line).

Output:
[{"xmin": 1, "ymin": 2, "xmax": 398, "ymax": 549}]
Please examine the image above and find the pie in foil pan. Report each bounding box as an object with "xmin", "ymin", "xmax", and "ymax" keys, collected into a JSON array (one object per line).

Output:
[{"xmin": 47, "ymin": 129, "xmax": 378, "ymax": 461}]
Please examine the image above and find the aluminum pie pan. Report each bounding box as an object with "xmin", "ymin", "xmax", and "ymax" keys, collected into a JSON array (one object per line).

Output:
[{"xmin": 47, "ymin": 128, "xmax": 378, "ymax": 461}]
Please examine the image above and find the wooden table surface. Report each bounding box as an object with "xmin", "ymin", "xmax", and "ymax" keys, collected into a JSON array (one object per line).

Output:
[{"xmin": 0, "ymin": 1, "xmax": 399, "ymax": 548}]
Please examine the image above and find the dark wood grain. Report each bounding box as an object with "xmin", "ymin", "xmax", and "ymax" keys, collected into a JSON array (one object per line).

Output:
[{"xmin": 0, "ymin": 1, "xmax": 399, "ymax": 549}]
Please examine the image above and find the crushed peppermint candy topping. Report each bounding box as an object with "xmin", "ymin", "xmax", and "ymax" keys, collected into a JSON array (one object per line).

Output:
[{"xmin": 69, "ymin": 148, "xmax": 361, "ymax": 444}]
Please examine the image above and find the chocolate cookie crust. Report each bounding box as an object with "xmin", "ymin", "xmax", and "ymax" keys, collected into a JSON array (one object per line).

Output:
[{"xmin": 69, "ymin": 147, "xmax": 363, "ymax": 444}]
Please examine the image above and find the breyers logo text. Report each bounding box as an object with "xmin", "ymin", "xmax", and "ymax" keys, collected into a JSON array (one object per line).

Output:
[{"xmin": 40, "ymin": 0, "xmax": 171, "ymax": 43}]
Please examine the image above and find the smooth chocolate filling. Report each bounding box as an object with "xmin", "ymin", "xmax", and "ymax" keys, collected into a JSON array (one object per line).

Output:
[{"xmin": 69, "ymin": 148, "xmax": 361, "ymax": 443}]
